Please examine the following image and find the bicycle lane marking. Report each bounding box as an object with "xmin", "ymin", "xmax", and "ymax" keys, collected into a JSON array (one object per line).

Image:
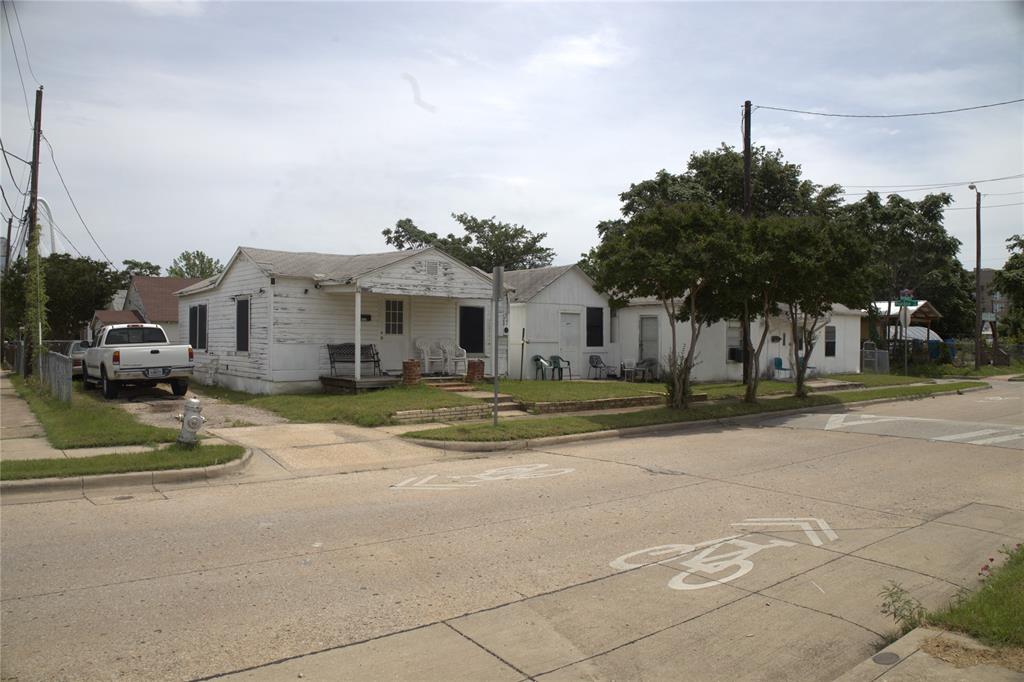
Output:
[
  {"xmin": 610, "ymin": 518, "xmax": 838, "ymax": 591},
  {"xmin": 390, "ymin": 463, "xmax": 575, "ymax": 491}
]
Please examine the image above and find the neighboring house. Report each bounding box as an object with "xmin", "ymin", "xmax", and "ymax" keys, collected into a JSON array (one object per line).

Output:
[
  {"xmin": 616, "ymin": 301, "xmax": 864, "ymax": 382},
  {"xmin": 504, "ymin": 264, "xmax": 615, "ymax": 380},
  {"xmin": 865, "ymin": 300, "xmax": 942, "ymax": 342},
  {"xmin": 175, "ymin": 246, "xmax": 509, "ymax": 394},
  {"xmin": 123, "ymin": 276, "xmax": 202, "ymax": 342},
  {"xmin": 88, "ymin": 309, "xmax": 144, "ymax": 341},
  {"xmin": 108, "ymin": 289, "xmax": 128, "ymax": 311}
]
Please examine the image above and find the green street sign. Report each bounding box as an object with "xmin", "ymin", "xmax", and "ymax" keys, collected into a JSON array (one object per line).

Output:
[{"xmin": 897, "ymin": 297, "xmax": 918, "ymax": 307}]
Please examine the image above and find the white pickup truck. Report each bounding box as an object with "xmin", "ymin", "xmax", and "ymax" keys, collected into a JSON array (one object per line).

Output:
[{"xmin": 83, "ymin": 323, "xmax": 194, "ymax": 399}]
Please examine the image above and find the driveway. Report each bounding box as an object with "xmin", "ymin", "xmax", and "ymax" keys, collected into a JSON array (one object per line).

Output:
[
  {"xmin": 1, "ymin": 380, "xmax": 1021, "ymax": 681},
  {"xmin": 106, "ymin": 382, "xmax": 287, "ymax": 429}
]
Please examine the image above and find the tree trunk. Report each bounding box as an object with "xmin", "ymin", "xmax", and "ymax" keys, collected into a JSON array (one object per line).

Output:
[
  {"xmin": 741, "ymin": 302, "xmax": 751, "ymax": 385},
  {"xmin": 680, "ymin": 295, "xmax": 703, "ymax": 409},
  {"xmin": 663, "ymin": 299, "xmax": 684, "ymax": 410},
  {"xmin": 789, "ymin": 305, "xmax": 808, "ymax": 398},
  {"xmin": 744, "ymin": 298, "xmax": 772, "ymax": 403}
]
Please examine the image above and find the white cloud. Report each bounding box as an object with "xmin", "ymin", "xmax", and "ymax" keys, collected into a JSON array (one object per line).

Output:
[{"xmin": 525, "ymin": 28, "xmax": 626, "ymax": 73}]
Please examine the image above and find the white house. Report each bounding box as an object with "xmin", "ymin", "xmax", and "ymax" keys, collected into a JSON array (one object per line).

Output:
[
  {"xmin": 503, "ymin": 264, "xmax": 616, "ymax": 380},
  {"xmin": 616, "ymin": 300, "xmax": 864, "ymax": 382},
  {"xmin": 175, "ymin": 246, "xmax": 508, "ymax": 394}
]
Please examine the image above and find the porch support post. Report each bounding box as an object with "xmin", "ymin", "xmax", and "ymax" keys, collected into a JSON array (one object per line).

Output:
[{"xmin": 354, "ymin": 287, "xmax": 362, "ymax": 381}]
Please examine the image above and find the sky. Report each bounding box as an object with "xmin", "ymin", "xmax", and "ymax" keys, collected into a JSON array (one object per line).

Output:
[{"xmin": 2, "ymin": 1, "xmax": 1022, "ymax": 275}]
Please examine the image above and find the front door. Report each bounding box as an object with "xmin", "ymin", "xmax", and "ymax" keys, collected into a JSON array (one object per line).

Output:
[
  {"xmin": 378, "ymin": 298, "xmax": 409, "ymax": 373},
  {"xmin": 559, "ymin": 312, "xmax": 581, "ymax": 373},
  {"xmin": 639, "ymin": 316, "xmax": 659, "ymax": 363}
]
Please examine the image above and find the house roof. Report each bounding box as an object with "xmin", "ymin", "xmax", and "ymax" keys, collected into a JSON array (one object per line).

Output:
[
  {"xmin": 130, "ymin": 276, "xmax": 202, "ymax": 321},
  {"xmin": 871, "ymin": 300, "xmax": 942, "ymax": 320},
  {"xmin": 91, "ymin": 309, "xmax": 145, "ymax": 325},
  {"xmin": 176, "ymin": 245, "xmax": 500, "ymax": 296},
  {"xmin": 502, "ymin": 264, "xmax": 579, "ymax": 302}
]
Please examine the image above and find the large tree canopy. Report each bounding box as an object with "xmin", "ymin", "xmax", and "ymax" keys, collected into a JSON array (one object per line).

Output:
[
  {"xmin": 844, "ymin": 192, "xmax": 971, "ymax": 338},
  {"xmin": 167, "ymin": 250, "xmax": 224, "ymax": 279},
  {"xmin": 118, "ymin": 259, "xmax": 162, "ymax": 288},
  {"xmin": 994, "ymin": 234, "xmax": 1024, "ymax": 342},
  {"xmin": 2, "ymin": 253, "xmax": 120, "ymax": 340},
  {"xmin": 382, "ymin": 213, "xmax": 554, "ymax": 271}
]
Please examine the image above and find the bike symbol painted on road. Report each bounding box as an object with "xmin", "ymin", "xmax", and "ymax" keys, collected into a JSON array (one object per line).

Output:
[
  {"xmin": 610, "ymin": 517, "xmax": 837, "ymax": 590},
  {"xmin": 391, "ymin": 463, "xmax": 574, "ymax": 491}
]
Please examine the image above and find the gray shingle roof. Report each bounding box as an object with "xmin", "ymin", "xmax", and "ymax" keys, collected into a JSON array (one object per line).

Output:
[
  {"xmin": 239, "ymin": 246, "xmax": 430, "ymax": 282},
  {"xmin": 503, "ymin": 264, "xmax": 576, "ymax": 302}
]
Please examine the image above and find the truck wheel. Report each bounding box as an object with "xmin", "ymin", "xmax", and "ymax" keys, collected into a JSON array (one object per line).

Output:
[
  {"xmin": 170, "ymin": 380, "xmax": 189, "ymax": 397},
  {"xmin": 83, "ymin": 366, "xmax": 95, "ymax": 390},
  {"xmin": 101, "ymin": 368, "xmax": 120, "ymax": 399}
]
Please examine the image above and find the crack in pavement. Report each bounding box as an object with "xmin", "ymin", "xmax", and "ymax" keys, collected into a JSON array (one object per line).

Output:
[{"xmin": 443, "ymin": 621, "xmax": 536, "ymax": 681}]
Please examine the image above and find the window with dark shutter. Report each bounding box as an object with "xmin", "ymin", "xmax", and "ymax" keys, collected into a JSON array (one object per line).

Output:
[
  {"xmin": 189, "ymin": 305, "xmax": 208, "ymax": 350},
  {"xmin": 458, "ymin": 306, "xmax": 485, "ymax": 354},
  {"xmin": 586, "ymin": 307, "xmax": 604, "ymax": 347},
  {"xmin": 236, "ymin": 298, "xmax": 250, "ymax": 352}
]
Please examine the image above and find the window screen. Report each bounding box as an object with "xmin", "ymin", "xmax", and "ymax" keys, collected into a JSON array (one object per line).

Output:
[
  {"xmin": 825, "ymin": 325, "xmax": 837, "ymax": 357},
  {"xmin": 586, "ymin": 307, "xmax": 604, "ymax": 347},
  {"xmin": 236, "ymin": 298, "xmax": 250, "ymax": 352}
]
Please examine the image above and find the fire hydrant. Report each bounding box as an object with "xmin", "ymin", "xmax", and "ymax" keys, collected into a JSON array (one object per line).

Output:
[{"xmin": 176, "ymin": 397, "xmax": 207, "ymax": 446}]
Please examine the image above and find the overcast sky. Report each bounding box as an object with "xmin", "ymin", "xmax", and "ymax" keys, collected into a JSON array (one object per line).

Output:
[{"xmin": 2, "ymin": 1, "xmax": 1021, "ymax": 274}]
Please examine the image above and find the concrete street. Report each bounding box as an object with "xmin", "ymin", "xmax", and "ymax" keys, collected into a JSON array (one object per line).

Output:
[{"xmin": 1, "ymin": 380, "xmax": 1022, "ymax": 681}]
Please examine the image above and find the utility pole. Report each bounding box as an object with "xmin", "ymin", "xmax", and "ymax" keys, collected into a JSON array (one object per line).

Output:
[
  {"xmin": 741, "ymin": 100, "xmax": 753, "ymax": 384},
  {"xmin": 0, "ymin": 216, "xmax": 9, "ymax": 346},
  {"xmin": 28, "ymin": 86, "xmax": 43, "ymax": 371},
  {"xmin": 969, "ymin": 183, "xmax": 982, "ymax": 370}
]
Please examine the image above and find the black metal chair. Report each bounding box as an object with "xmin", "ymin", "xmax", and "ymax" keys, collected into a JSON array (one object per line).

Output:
[{"xmin": 588, "ymin": 354, "xmax": 610, "ymax": 379}]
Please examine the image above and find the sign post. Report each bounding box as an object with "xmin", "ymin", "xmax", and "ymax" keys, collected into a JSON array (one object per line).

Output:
[
  {"xmin": 896, "ymin": 296, "xmax": 915, "ymax": 376},
  {"xmin": 492, "ymin": 266, "xmax": 504, "ymax": 427}
]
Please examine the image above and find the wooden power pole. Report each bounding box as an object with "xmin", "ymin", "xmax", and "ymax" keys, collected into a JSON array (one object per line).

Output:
[
  {"xmin": 741, "ymin": 101, "xmax": 753, "ymax": 384},
  {"xmin": 27, "ymin": 87, "xmax": 43, "ymax": 251}
]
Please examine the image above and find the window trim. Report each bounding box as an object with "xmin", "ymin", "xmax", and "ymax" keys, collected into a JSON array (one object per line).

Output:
[
  {"xmin": 235, "ymin": 297, "xmax": 250, "ymax": 353},
  {"xmin": 385, "ymin": 299, "xmax": 404, "ymax": 336},
  {"xmin": 585, "ymin": 306, "xmax": 604, "ymax": 348},
  {"xmin": 458, "ymin": 305, "xmax": 486, "ymax": 355}
]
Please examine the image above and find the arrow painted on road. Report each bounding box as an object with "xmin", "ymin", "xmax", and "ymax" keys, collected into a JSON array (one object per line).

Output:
[
  {"xmin": 390, "ymin": 475, "xmax": 479, "ymax": 491},
  {"xmin": 731, "ymin": 517, "xmax": 839, "ymax": 546}
]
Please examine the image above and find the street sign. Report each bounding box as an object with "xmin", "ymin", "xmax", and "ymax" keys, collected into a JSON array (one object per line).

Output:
[
  {"xmin": 982, "ymin": 312, "xmax": 997, "ymax": 322},
  {"xmin": 897, "ymin": 297, "xmax": 918, "ymax": 307}
]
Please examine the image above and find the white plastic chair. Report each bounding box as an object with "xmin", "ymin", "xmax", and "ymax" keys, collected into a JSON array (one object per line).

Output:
[
  {"xmin": 621, "ymin": 358, "xmax": 638, "ymax": 382},
  {"xmin": 440, "ymin": 339, "xmax": 468, "ymax": 376},
  {"xmin": 414, "ymin": 337, "xmax": 446, "ymax": 374}
]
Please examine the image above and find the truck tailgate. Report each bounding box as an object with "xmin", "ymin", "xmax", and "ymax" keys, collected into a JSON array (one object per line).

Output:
[{"xmin": 116, "ymin": 346, "xmax": 191, "ymax": 370}]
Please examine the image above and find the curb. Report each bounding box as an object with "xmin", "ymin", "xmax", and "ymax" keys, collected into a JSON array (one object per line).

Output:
[
  {"xmin": 0, "ymin": 448, "xmax": 253, "ymax": 498},
  {"xmin": 832, "ymin": 626, "xmax": 997, "ymax": 682},
  {"xmin": 403, "ymin": 384, "xmax": 992, "ymax": 452}
]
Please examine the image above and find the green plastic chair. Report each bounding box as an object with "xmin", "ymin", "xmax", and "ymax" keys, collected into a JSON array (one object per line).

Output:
[
  {"xmin": 532, "ymin": 355, "xmax": 550, "ymax": 380},
  {"xmin": 549, "ymin": 355, "xmax": 572, "ymax": 381}
]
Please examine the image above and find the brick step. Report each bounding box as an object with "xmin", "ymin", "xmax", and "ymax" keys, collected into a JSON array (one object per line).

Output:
[{"xmin": 420, "ymin": 377, "xmax": 468, "ymax": 385}]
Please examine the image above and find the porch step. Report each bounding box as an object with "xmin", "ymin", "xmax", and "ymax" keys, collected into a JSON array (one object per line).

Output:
[
  {"xmin": 421, "ymin": 376, "xmax": 469, "ymax": 386},
  {"xmin": 435, "ymin": 384, "xmax": 474, "ymax": 392}
]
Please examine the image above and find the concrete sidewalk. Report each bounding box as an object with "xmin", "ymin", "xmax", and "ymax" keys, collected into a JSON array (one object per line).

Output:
[{"xmin": 836, "ymin": 627, "xmax": 1023, "ymax": 681}]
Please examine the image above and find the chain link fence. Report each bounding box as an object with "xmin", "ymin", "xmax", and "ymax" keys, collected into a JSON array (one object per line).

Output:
[
  {"xmin": 39, "ymin": 350, "xmax": 73, "ymax": 402},
  {"xmin": 860, "ymin": 342, "xmax": 890, "ymax": 374}
]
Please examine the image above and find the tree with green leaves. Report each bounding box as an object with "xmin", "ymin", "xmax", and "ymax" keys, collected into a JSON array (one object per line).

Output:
[
  {"xmin": 118, "ymin": 259, "xmax": 162, "ymax": 288},
  {"xmin": 590, "ymin": 202, "xmax": 738, "ymax": 408},
  {"xmin": 845, "ymin": 192, "xmax": 970, "ymax": 340},
  {"xmin": 167, "ymin": 250, "xmax": 224, "ymax": 279},
  {"xmin": 382, "ymin": 213, "xmax": 554, "ymax": 271},
  {"xmin": 994, "ymin": 234, "xmax": 1024, "ymax": 342},
  {"xmin": 774, "ymin": 214, "xmax": 874, "ymax": 397},
  {"xmin": 2, "ymin": 254, "xmax": 120, "ymax": 340}
]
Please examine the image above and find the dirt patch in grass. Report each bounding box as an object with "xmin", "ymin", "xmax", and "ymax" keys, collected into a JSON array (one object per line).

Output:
[
  {"xmin": 921, "ymin": 637, "xmax": 1024, "ymax": 672},
  {"xmin": 0, "ymin": 443, "xmax": 246, "ymax": 480}
]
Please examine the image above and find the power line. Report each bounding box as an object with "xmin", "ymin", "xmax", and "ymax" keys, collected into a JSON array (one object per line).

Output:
[
  {"xmin": 945, "ymin": 202, "xmax": 1024, "ymax": 211},
  {"xmin": 1, "ymin": 0, "xmax": 33, "ymax": 127},
  {"xmin": 41, "ymin": 135, "xmax": 115, "ymax": 266},
  {"xmin": 47, "ymin": 219, "xmax": 83, "ymax": 257},
  {"xmin": 841, "ymin": 173, "xmax": 1024, "ymax": 190},
  {"xmin": 981, "ymin": 190, "xmax": 1024, "ymax": 197},
  {"xmin": 1, "ymin": 144, "xmax": 30, "ymax": 165},
  {"xmin": 1, "ymin": 138, "xmax": 27, "ymax": 193},
  {"xmin": 8, "ymin": 0, "xmax": 40, "ymax": 85},
  {"xmin": 0, "ymin": 184, "xmax": 19, "ymax": 217},
  {"xmin": 755, "ymin": 98, "xmax": 1024, "ymax": 119}
]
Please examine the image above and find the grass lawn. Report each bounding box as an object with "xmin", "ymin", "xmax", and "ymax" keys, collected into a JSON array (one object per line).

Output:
[
  {"xmin": 403, "ymin": 381, "xmax": 986, "ymax": 442},
  {"xmin": 696, "ymin": 380, "xmax": 792, "ymax": 399},
  {"xmin": 904, "ymin": 362, "xmax": 1024, "ymax": 378},
  {"xmin": 0, "ymin": 443, "xmax": 246, "ymax": 480},
  {"xmin": 928, "ymin": 543, "xmax": 1024, "ymax": 647},
  {"xmin": 479, "ymin": 379, "xmax": 666, "ymax": 403},
  {"xmin": 191, "ymin": 383, "xmax": 480, "ymax": 427},
  {"xmin": 10, "ymin": 375, "xmax": 178, "ymax": 449}
]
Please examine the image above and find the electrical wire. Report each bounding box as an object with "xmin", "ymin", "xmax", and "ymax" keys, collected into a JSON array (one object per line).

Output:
[
  {"xmin": 1, "ymin": 138, "xmax": 27, "ymax": 193},
  {"xmin": 840, "ymin": 173, "xmax": 1024, "ymax": 190},
  {"xmin": 754, "ymin": 98, "xmax": 1024, "ymax": 119},
  {"xmin": 41, "ymin": 134, "xmax": 115, "ymax": 266},
  {"xmin": 8, "ymin": 0, "xmax": 39, "ymax": 85},
  {"xmin": 945, "ymin": 202, "xmax": 1024, "ymax": 211},
  {"xmin": 0, "ymin": 184, "xmax": 19, "ymax": 217},
  {"xmin": 1, "ymin": 144, "xmax": 30, "ymax": 165},
  {"xmin": 1, "ymin": 0, "xmax": 33, "ymax": 127},
  {"xmin": 981, "ymin": 190, "xmax": 1024, "ymax": 197}
]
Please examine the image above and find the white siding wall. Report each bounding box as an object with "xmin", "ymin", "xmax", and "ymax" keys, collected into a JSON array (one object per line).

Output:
[
  {"xmin": 178, "ymin": 257, "xmax": 272, "ymax": 393},
  {"xmin": 507, "ymin": 269, "xmax": 616, "ymax": 380}
]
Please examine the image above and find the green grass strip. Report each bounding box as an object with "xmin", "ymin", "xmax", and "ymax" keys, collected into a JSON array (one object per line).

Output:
[
  {"xmin": 403, "ymin": 381, "xmax": 986, "ymax": 442},
  {"xmin": 0, "ymin": 444, "xmax": 246, "ymax": 480},
  {"xmin": 928, "ymin": 543, "xmax": 1024, "ymax": 647},
  {"xmin": 192, "ymin": 383, "xmax": 480, "ymax": 427},
  {"xmin": 10, "ymin": 375, "xmax": 179, "ymax": 448}
]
